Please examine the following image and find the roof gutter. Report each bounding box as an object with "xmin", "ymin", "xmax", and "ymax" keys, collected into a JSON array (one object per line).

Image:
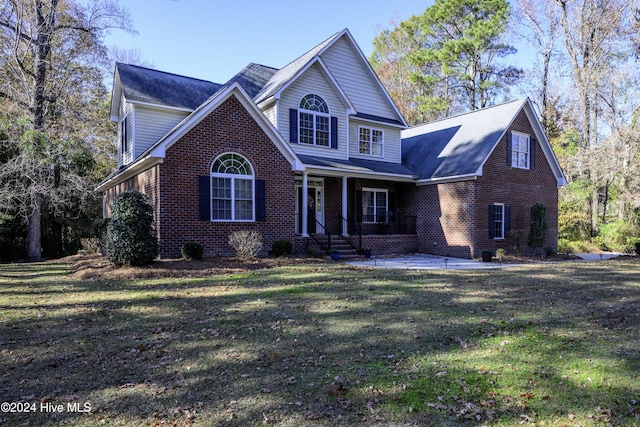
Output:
[
  {"xmin": 303, "ymin": 165, "xmax": 417, "ymax": 182},
  {"xmin": 416, "ymin": 173, "xmax": 478, "ymax": 186},
  {"xmin": 95, "ymin": 155, "xmax": 163, "ymax": 193}
]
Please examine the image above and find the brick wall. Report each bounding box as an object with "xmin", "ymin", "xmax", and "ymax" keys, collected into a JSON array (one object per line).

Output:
[
  {"xmin": 403, "ymin": 110, "xmax": 559, "ymax": 259},
  {"xmin": 103, "ymin": 165, "xmax": 161, "ymax": 230},
  {"xmin": 104, "ymin": 94, "xmax": 296, "ymax": 259},
  {"xmin": 158, "ymin": 94, "xmax": 296, "ymax": 258}
]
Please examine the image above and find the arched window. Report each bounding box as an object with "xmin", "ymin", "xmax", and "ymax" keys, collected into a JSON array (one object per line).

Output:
[
  {"xmin": 299, "ymin": 94, "xmax": 330, "ymax": 146},
  {"xmin": 210, "ymin": 153, "xmax": 254, "ymax": 221}
]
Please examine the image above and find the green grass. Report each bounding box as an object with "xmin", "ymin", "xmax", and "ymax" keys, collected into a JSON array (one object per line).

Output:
[{"xmin": 0, "ymin": 259, "xmax": 639, "ymax": 426}]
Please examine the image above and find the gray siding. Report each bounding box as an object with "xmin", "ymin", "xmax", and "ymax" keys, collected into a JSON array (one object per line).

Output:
[
  {"xmin": 349, "ymin": 120, "xmax": 402, "ymax": 163},
  {"xmin": 134, "ymin": 106, "xmax": 189, "ymax": 158},
  {"xmin": 280, "ymin": 64, "xmax": 348, "ymax": 160},
  {"xmin": 321, "ymin": 37, "xmax": 397, "ymax": 120}
]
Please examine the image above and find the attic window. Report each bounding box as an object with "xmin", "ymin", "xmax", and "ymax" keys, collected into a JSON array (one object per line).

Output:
[
  {"xmin": 510, "ymin": 131, "xmax": 530, "ymax": 169},
  {"xmin": 299, "ymin": 94, "xmax": 329, "ymax": 146}
]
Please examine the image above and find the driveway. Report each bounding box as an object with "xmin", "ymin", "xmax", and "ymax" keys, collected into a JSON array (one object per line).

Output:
[{"xmin": 347, "ymin": 253, "xmax": 622, "ymax": 270}]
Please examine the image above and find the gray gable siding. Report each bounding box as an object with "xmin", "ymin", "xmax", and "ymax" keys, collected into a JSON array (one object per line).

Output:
[{"xmin": 320, "ymin": 37, "xmax": 397, "ymax": 121}]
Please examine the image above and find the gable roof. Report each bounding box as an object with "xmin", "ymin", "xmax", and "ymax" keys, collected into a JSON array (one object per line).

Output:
[
  {"xmin": 250, "ymin": 29, "xmax": 406, "ymax": 127},
  {"xmin": 226, "ymin": 63, "xmax": 279, "ymax": 99},
  {"xmin": 401, "ymin": 98, "xmax": 567, "ymax": 186},
  {"xmin": 109, "ymin": 63, "xmax": 222, "ymax": 120},
  {"xmin": 97, "ymin": 82, "xmax": 303, "ymax": 192},
  {"xmin": 252, "ymin": 31, "xmax": 341, "ymax": 104}
]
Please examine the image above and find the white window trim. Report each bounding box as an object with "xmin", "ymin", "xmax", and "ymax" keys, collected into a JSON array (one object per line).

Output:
[
  {"xmin": 358, "ymin": 126, "xmax": 384, "ymax": 157},
  {"xmin": 362, "ymin": 187, "xmax": 388, "ymax": 224},
  {"xmin": 511, "ymin": 131, "xmax": 530, "ymax": 170},
  {"xmin": 298, "ymin": 94, "xmax": 330, "ymax": 147},
  {"xmin": 493, "ymin": 203, "xmax": 505, "ymax": 240},
  {"xmin": 210, "ymin": 154, "xmax": 255, "ymax": 222}
]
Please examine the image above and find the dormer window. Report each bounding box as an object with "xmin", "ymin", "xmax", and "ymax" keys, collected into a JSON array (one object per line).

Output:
[{"xmin": 299, "ymin": 94, "xmax": 330, "ymax": 146}]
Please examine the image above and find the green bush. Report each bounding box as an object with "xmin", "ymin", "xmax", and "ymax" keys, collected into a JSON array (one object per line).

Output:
[
  {"xmin": 558, "ymin": 238, "xmax": 600, "ymax": 254},
  {"xmin": 272, "ymin": 239, "xmax": 293, "ymax": 257},
  {"xmin": 528, "ymin": 203, "xmax": 548, "ymax": 253},
  {"xmin": 106, "ymin": 191, "xmax": 159, "ymax": 266},
  {"xmin": 635, "ymin": 240, "xmax": 640, "ymax": 256},
  {"xmin": 595, "ymin": 220, "xmax": 637, "ymax": 253},
  {"xmin": 181, "ymin": 241, "xmax": 204, "ymax": 260}
]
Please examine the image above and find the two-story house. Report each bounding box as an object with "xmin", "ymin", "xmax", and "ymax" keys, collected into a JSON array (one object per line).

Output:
[{"xmin": 97, "ymin": 28, "xmax": 566, "ymax": 259}]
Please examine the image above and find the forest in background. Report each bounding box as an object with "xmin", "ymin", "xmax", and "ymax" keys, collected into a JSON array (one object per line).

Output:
[
  {"xmin": 370, "ymin": 0, "xmax": 640, "ymax": 254},
  {"xmin": 1, "ymin": 0, "xmax": 639, "ymax": 261}
]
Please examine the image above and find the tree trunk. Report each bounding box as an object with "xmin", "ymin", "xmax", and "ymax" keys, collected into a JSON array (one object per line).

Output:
[{"xmin": 27, "ymin": 193, "xmax": 43, "ymax": 261}]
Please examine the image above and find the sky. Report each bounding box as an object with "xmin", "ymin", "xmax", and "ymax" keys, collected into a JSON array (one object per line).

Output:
[{"xmin": 103, "ymin": 0, "xmax": 432, "ymax": 84}]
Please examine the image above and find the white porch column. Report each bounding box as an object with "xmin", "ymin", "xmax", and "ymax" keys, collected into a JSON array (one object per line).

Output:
[
  {"xmin": 301, "ymin": 172, "xmax": 309, "ymax": 237},
  {"xmin": 342, "ymin": 176, "xmax": 348, "ymax": 236}
]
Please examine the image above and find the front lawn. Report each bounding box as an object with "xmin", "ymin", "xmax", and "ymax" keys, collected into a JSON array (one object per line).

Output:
[{"xmin": 0, "ymin": 257, "xmax": 638, "ymax": 426}]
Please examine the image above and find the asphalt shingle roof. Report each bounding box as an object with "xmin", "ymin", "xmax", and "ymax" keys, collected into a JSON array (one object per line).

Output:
[
  {"xmin": 401, "ymin": 99, "xmax": 526, "ymax": 180},
  {"xmin": 226, "ymin": 63, "xmax": 279, "ymax": 99},
  {"xmin": 298, "ymin": 154, "xmax": 416, "ymax": 177},
  {"xmin": 116, "ymin": 63, "xmax": 223, "ymax": 110}
]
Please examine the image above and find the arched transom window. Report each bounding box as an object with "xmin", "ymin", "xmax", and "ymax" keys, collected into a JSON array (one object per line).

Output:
[
  {"xmin": 299, "ymin": 94, "xmax": 329, "ymax": 146},
  {"xmin": 210, "ymin": 153, "xmax": 254, "ymax": 221}
]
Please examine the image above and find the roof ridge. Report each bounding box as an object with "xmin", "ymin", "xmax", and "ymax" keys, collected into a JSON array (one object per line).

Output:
[{"xmin": 408, "ymin": 98, "xmax": 526, "ymax": 130}]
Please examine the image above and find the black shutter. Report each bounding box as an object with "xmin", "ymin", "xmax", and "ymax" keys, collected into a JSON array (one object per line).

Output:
[
  {"xmin": 255, "ymin": 180, "xmax": 266, "ymax": 222},
  {"xmin": 505, "ymin": 205, "xmax": 511, "ymax": 235},
  {"xmin": 530, "ymin": 137, "xmax": 536, "ymax": 169},
  {"xmin": 488, "ymin": 204, "xmax": 496, "ymax": 239},
  {"xmin": 355, "ymin": 190, "xmax": 363, "ymax": 221},
  {"xmin": 199, "ymin": 175, "xmax": 210, "ymax": 221},
  {"xmin": 289, "ymin": 109, "xmax": 298, "ymax": 143},
  {"xmin": 506, "ymin": 131, "xmax": 513, "ymax": 166},
  {"xmin": 388, "ymin": 192, "xmax": 395, "ymax": 222},
  {"xmin": 330, "ymin": 116, "xmax": 338, "ymax": 149}
]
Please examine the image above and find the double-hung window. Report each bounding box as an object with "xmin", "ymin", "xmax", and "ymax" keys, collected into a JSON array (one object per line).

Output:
[
  {"xmin": 210, "ymin": 153, "xmax": 254, "ymax": 221},
  {"xmin": 359, "ymin": 127, "xmax": 383, "ymax": 156},
  {"xmin": 511, "ymin": 131, "xmax": 530, "ymax": 169},
  {"xmin": 362, "ymin": 188, "xmax": 388, "ymax": 223},
  {"xmin": 491, "ymin": 203, "xmax": 505, "ymax": 239},
  {"xmin": 299, "ymin": 94, "xmax": 330, "ymax": 146}
]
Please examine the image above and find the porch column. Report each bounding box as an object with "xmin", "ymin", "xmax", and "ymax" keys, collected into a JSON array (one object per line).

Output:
[
  {"xmin": 342, "ymin": 176, "xmax": 348, "ymax": 236},
  {"xmin": 301, "ymin": 172, "xmax": 309, "ymax": 237}
]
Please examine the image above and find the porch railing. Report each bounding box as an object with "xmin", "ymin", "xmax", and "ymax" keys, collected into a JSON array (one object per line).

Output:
[{"xmin": 346, "ymin": 214, "xmax": 417, "ymax": 236}]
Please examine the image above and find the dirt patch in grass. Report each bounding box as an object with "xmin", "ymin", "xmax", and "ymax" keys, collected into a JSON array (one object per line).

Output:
[{"xmin": 69, "ymin": 254, "xmax": 327, "ymax": 280}]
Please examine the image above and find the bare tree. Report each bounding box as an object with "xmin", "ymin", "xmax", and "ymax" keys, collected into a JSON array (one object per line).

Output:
[{"xmin": 0, "ymin": 0, "xmax": 133, "ymax": 260}]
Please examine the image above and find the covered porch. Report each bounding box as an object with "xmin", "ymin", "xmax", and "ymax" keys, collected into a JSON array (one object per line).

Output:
[{"xmin": 294, "ymin": 159, "xmax": 419, "ymax": 255}]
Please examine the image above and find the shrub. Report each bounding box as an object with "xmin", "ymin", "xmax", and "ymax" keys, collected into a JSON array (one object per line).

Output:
[
  {"xmin": 635, "ymin": 240, "xmax": 640, "ymax": 256},
  {"xmin": 229, "ymin": 230, "xmax": 262, "ymax": 258},
  {"xmin": 106, "ymin": 191, "xmax": 159, "ymax": 266},
  {"xmin": 528, "ymin": 203, "xmax": 548, "ymax": 254},
  {"xmin": 544, "ymin": 246, "xmax": 556, "ymax": 257},
  {"xmin": 272, "ymin": 239, "xmax": 293, "ymax": 257},
  {"xmin": 595, "ymin": 220, "xmax": 638, "ymax": 253},
  {"xmin": 91, "ymin": 217, "xmax": 110, "ymax": 255},
  {"xmin": 181, "ymin": 241, "xmax": 204, "ymax": 260}
]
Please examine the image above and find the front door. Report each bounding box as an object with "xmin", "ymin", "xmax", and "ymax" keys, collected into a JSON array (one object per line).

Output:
[{"xmin": 296, "ymin": 185, "xmax": 324, "ymax": 234}]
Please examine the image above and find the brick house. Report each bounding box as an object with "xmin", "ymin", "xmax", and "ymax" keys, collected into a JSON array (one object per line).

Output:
[{"xmin": 97, "ymin": 28, "xmax": 566, "ymax": 259}]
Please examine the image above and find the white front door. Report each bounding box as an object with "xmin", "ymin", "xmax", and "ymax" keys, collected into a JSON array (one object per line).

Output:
[{"xmin": 296, "ymin": 179, "xmax": 324, "ymax": 234}]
